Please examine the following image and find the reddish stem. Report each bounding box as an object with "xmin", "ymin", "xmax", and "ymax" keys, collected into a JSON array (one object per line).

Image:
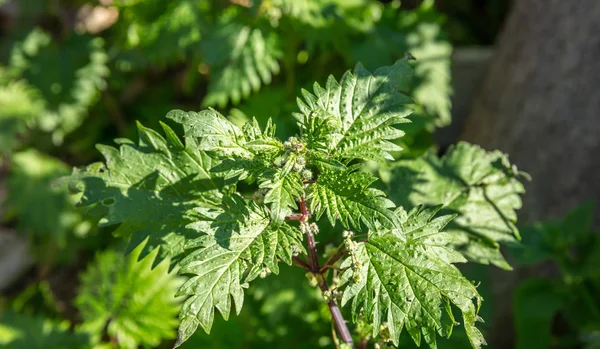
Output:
[
  {"xmin": 300, "ymin": 196, "xmax": 309, "ymax": 219},
  {"xmin": 299, "ymin": 195, "xmax": 355, "ymax": 348},
  {"xmin": 285, "ymin": 214, "xmax": 304, "ymax": 221},
  {"xmin": 320, "ymin": 249, "xmax": 347, "ymax": 273},
  {"xmin": 292, "ymin": 256, "xmax": 311, "ymax": 271}
]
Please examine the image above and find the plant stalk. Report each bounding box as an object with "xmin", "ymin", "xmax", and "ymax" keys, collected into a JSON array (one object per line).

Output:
[{"xmin": 299, "ymin": 197, "xmax": 355, "ymax": 348}]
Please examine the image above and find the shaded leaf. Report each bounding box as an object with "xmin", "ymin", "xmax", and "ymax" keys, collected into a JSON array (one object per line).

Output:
[
  {"xmin": 69, "ymin": 121, "xmax": 223, "ymax": 267},
  {"xmin": 201, "ymin": 21, "xmax": 281, "ymax": 108},
  {"xmin": 390, "ymin": 141, "xmax": 527, "ymax": 269}
]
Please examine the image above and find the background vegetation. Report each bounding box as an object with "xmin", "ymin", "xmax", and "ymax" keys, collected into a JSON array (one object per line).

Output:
[{"xmin": 1, "ymin": 0, "xmax": 598, "ymax": 348}]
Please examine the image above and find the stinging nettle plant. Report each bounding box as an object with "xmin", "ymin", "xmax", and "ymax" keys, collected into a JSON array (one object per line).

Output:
[{"xmin": 69, "ymin": 58, "xmax": 527, "ymax": 348}]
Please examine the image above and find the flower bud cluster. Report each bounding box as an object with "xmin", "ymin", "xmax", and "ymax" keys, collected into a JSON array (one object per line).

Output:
[
  {"xmin": 321, "ymin": 288, "xmax": 341, "ymax": 303},
  {"xmin": 300, "ymin": 221, "xmax": 319, "ymax": 236},
  {"xmin": 301, "ymin": 169, "xmax": 313, "ymax": 180},
  {"xmin": 378, "ymin": 322, "xmax": 392, "ymax": 344},
  {"xmin": 284, "ymin": 136, "xmax": 304, "ymax": 151},
  {"xmin": 259, "ymin": 267, "xmax": 271, "ymax": 279},
  {"xmin": 280, "ymin": 136, "xmax": 311, "ymax": 178},
  {"xmin": 343, "ymin": 230, "xmax": 362, "ymax": 284},
  {"xmin": 291, "ymin": 244, "xmax": 301, "ymax": 257}
]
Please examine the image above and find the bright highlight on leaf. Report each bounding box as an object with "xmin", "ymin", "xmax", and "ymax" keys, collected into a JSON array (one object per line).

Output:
[{"xmin": 308, "ymin": 165, "xmax": 399, "ymax": 230}]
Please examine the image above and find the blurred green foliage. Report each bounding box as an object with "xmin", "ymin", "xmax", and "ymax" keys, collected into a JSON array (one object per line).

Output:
[{"xmin": 511, "ymin": 202, "xmax": 600, "ymax": 349}]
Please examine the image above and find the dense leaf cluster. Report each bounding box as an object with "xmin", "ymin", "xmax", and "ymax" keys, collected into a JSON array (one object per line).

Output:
[{"xmin": 68, "ymin": 59, "xmax": 525, "ymax": 348}]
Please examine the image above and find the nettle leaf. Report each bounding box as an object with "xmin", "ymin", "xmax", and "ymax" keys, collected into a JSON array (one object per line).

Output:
[
  {"xmin": 69, "ymin": 121, "xmax": 223, "ymax": 267},
  {"xmin": 390, "ymin": 141, "xmax": 528, "ymax": 269},
  {"xmin": 295, "ymin": 59, "xmax": 413, "ymax": 163},
  {"xmin": 169, "ymin": 108, "xmax": 298, "ymax": 220},
  {"xmin": 76, "ymin": 245, "xmax": 183, "ymax": 349},
  {"xmin": 168, "ymin": 108, "xmax": 283, "ymax": 160},
  {"xmin": 201, "ymin": 21, "xmax": 281, "ymax": 108},
  {"xmin": 307, "ymin": 165, "xmax": 400, "ymax": 230},
  {"xmin": 352, "ymin": 1, "xmax": 452, "ymax": 128},
  {"xmin": 340, "ymin": 206, "xmax": 485, "ymax": 349},
  {"xmin": 175, "ymin": 194, "xmax": 303, "ymax": 346},
  {"xmin": 259, "ymin": 164, "xmax": 304, "ymax": 222}
]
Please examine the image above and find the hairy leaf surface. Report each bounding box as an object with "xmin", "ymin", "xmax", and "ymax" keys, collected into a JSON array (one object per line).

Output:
[
  {"xmin": 175, "ymin": 194, "xmax": 303, "ymax": 345},
  {"xmin": 295, "ymin": 59, "xmax": 413, "ymax": 162},
  {"xmin": 307, "ymin": 165, "xmax": 399, "ymax": 230},
  {"xmin": 259, "ymin": 166, "xmax": 304, "ymax": 222},
  {"xmin": 168, "ymin": 108, "xmax": 296, "ymax": 220},
  {"xmin": 390, "ymin": 141, "xmax": 528, "ymax": 269},
  {"xmin": 168, "ymin": 109, "xmax": 282, "ymax": 160},
  {"xmin": 70, "ymin": 121, "xmax": 223, "ymax": 267},
  {"xmin": 340, "ymin": 206, "xmax": 485, "ymax": 349}
]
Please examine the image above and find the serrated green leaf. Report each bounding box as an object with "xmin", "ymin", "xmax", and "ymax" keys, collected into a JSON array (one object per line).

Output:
[
  {"xmin": 295, "ymin": 59, "xmax": 413, "ymax": 163},
  {"xmin": 259, "ymin": 167, "xmax": 304, "ymax": 222},
  {"xmin": 307, "ymin": 165, "xmax": 399, "ymax": 230},
  {"xmin": 340, "ymin": 206, "xmax": 485, "ymax": 349},
  {"xmin": 75, "ymin": 244, "xmax": 183, "ymax": 349},
  {"xmin": 168, "ymin": 109, "xmax": 283, "ymax": 158},
  {"xmin": 175, "ymin": 194, "xmax": 303, "ymax": 346},
  {"xmin": 390, "ymin": 141, "xmax": 527, "ymax": 269},
  {"xmin": 69, "ymin": 121, "xmax": 223, "ymax": 267},
  {"xmin": 201, "ymin": 21, "xmax": 281, "ymax": 107},
  {"xmin": 353, "ymin": 1, "xmax": 452, "ymax": 128},
  {"xmin": 168, "ymin": 109, "xmax": 283, "ymax": 182}
]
